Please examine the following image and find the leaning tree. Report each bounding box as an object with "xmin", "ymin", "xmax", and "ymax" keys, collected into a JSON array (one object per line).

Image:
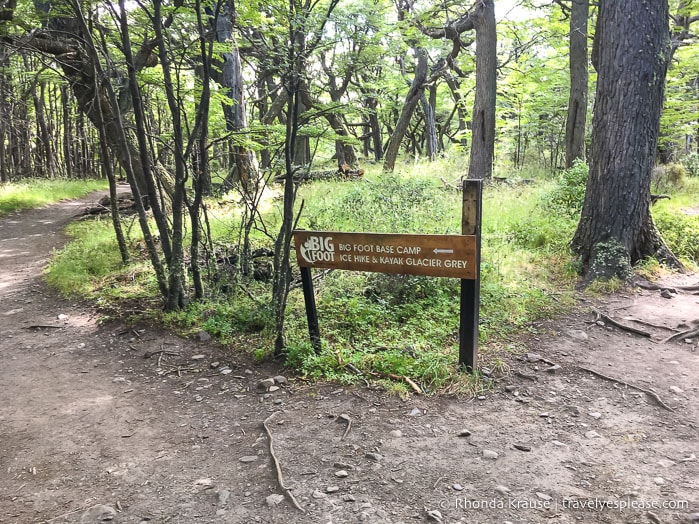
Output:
[{"xmin": 571, "ymin": 0, "xmax": 682, "ymax": 281}]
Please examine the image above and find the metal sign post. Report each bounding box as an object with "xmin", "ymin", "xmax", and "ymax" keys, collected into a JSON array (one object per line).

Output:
[{"xmin": 294, "ymin": 179, "xmax": 483, "ymax": 371}]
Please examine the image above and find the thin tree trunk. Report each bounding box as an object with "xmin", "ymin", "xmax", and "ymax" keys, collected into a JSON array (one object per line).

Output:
[
  {"xmin": 383, "ymin": 48, "xmax": 428, "ymax": 172},
  {"xmin": 565, "ymin": 0, "xmax": 589, "ymax": 168}
]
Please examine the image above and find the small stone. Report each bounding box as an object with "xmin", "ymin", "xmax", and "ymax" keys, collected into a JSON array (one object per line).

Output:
[
  {"xmin": 365, "ymin": 452, "xmax": 383, "ymax": 462},
  {"xmin": 326, "ymin": 486, "xmax": 340, "ymax": 493},
  {"xmin": 194, "ymin": 395, "xmax": 203, "ymax": 402},
  {"xmin": 343, "ymin": 494, "xmax": 356, "ymax": 502},
  {"xmin": 536, "ymin": 492, "xmax": 552, "ymax": 501},
  {"xmin": 477, "ymin": 395, "xmax": 486, "ymax": 400},
  {"xmin": 565, "ymin": 405, "xmax": 581, "ymax": 416},
  {"xmin": 504, "ymin": 385, "xmax": 515, "ymax": 393},
  {"xmin": 653, "ymin": 477, "xmax": 665, "ymax": 485},
  {"xmin": 239, "ymin": 455, "xmax": 258, "ymax": 463},
  {"xmin": 452, "ymin": 483, "xmax": 463, "ymax": 491},
  {"xmin": 191, "ymin": 354, "xmax": 206, "ymax": 360},
  {"xmin": 545, "ymin": 364, "xmax": 561, "ymax": 373},
  {"xmin": 567, "ymin": 329, "xmax": 589, "ymax": 342},
  {"xmin": 220, "ymin": 367, "xmax": 232, "ymax": 375},
  {"xmin": 257, "ymin": 378, "xmax": 275, "ymax": 390},
  {"xmin": 588, "ymin": 412, "xmax": 602, "ymax": 419},
  {"xmin": 216, "ymin": 489, "xmax": 230, "ymax": 506},
  {"xmin": 80, "ymin": 504, "xmax": 116, "ymax": 523},
  {"xmin": 312, "ymin": 490, "xmax": 327, "ymax": 499},
  {"xmin": 525, "ymin": 353, "xmax": 542, "ymax": 362},
  {"xmin": 513, "ymin": 444, "xmax": 531, "ymax": 452},
  {"xmin": 273, "ymin": 375, "xmax": 288, "ymax": 384},
  {"xmin": 408, "ymin": 408, "xmax": 422, "ymax": 417},
  {"xmin": 457, "ymin": 429, "xmax": 472, "ymax": 437},
  {"xmin": 335, "ymin": 470, "xmax": 349, "ymax": 478},
  {"xmin": 197, "ymin": 330, "xmax": 212, "ymax": 342},
  {"xmin": 585, "ymin": 430, "xmax": 601, "ymax": 439},
  {"xmin": 215, "ymin": 509, "xmax": 226, "ymax": 516},
  {"xmin": 389, "ymin": 429, "xmax": 403, "ymax": 438},
  {"xmin": 210, "ymin": 361, "xmax": 220, "ymax": 369},
  {"xmin": 494, "ymin": 485, "xmax": 511, "ymax": 495},
  {"xmin": 482, "ymin": 449, "xmax": 498, "ymax": 460},
  {"xmin": 540, "ymin": 412, "xmax": 549, "ymax": 418},
  {"xmin": 269, "ymin": 385, "xmax": 280, "ymax": 392},
  {"xmin": 58, "ymin": 314, "xmax": 69, "ymax": 321},
  {"xmin": 266, "ymin": 494, "xmax": 285, "ymax": 506},
  {"xmin": 670, "ymin": 386, "xmax": 684, "ymax": 394},
  {"xmin": 426, "ymin": 509, "xmax": 443, "ymax": 522},
  {"xmin": 687, "ymin": 512, "xmax": 699, "ymax": 522},
  {"xmin": 661, "ymin": 289, "xmax": 674, "ymax": 299}
]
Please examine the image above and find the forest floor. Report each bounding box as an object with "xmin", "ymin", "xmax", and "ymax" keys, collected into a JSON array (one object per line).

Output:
[{"xmin": 1, "ymin": 193, "xmax": 698, "ymax": 524}]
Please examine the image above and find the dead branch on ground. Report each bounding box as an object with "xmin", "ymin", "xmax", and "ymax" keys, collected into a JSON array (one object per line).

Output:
[
  {"xmin": 338, "ymin": 413, "xmax": 352, "ymax": 440},
  {"xmin": 262, "ymin": 411, "xmax": 305, "ymax": 513}
]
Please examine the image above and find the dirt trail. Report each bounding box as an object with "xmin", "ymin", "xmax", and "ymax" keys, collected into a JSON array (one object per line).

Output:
[{"xmin": 1, "ymin": 194, "xmax": 698, "ymax": 524}]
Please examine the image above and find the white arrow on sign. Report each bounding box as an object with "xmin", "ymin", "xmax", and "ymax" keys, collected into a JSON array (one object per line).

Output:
[{"xmin": 433, "ymin": 248, "xmax": 454, "ymax": 255}]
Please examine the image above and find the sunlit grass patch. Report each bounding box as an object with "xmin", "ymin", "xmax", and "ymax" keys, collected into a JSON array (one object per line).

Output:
[{"xmin": 0, "ymin": 179, "xmax": 108, "ymax": 217}]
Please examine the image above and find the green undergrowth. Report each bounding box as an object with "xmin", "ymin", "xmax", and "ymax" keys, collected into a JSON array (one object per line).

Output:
[
  {"xmin": 0, "ymin": 178, "xmax": 108, "ymax": 217},
  {"xmin": 47, "ymin": 217, "xmax": 159, "ymax": 307},
  {"xmin": 263, "ymin": 168, "xmax": 578, "ymax": 394},
  {"xmin": 44, "ymin": 163, "xmax": 698, "ymax": 396},
  {"xmin": 652, "ymin": 177, "xmax": 699, "ymax": 267}
]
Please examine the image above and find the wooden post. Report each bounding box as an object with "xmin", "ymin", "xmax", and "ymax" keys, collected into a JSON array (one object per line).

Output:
[
  {"xmin": 460, "ymin": 179, "xmax": 482, "ymax": 372},
  {"xmin": 299, "ymin": 266, "xmax": 322, "ymax": 353}
]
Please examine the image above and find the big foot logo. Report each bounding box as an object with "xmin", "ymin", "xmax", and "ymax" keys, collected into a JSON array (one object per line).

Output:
[{"xmin": 300, "ymin": 235, "xmax": 335, "ymax": 264}]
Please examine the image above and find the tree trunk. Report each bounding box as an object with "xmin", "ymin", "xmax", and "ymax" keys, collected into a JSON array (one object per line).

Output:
[
  {"xmin": 564, "ymin": 0, "xmax": 588, "ymax": 168},
  {"xmin": 216, "ymin": 0, "xmax": 259, "ymax": 190},
  {"xmin": 382, "ymin": 48, "xmax": 428, "ymax": 172},
  {"xmin": 422, "ymin": 84, "xmax": 438, "ymax": 161},
  {"xmin": 572, "ymin": 0, "xmax": 682, "ymax": 280},
  {"xmin": 467, "ymin": 0, "xmax": 496, "ymax": 180}
]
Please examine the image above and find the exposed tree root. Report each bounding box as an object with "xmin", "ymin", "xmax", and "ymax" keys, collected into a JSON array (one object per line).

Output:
[
  {"xmin": 660, "ymin": 326, "xmax": 699, "ymax": 344},
  {"xmin": 262, "ymin": 411, "xmax": 305, "ymax": 513},
  {"xmin": 592, "ymin": 308, "xmax": 651, "ymax": 338},
  {"xmin": 632, "ymin": 277, "xmax": 698, "ymax": 291},
  {"xmin": 578, "ymin": 366, "xmax": 674, "ymax": 412}
]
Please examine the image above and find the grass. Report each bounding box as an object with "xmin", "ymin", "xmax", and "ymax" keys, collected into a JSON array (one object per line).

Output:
[
  {"xmin": 0, "ymin": 179, "xmax": 109, "ymax": 217},
  {"xmin": 652, "ymin": 177, "xmax": 699, "ymax": 267},
  {"xmin": 40, "ymin": 162, "xmax": 699, "ymax": 395}
]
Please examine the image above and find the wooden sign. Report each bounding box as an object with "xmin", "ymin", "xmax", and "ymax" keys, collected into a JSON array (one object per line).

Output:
[
  {"xmin": 293, "ymin": 179, "xmax": 482, "ymax": 372},
  {"xmin": 293, "ymin": 231, "xmax": 477, "ymax": 279}
]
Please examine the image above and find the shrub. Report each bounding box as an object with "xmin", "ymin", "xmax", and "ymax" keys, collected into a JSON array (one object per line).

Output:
[
  {"xmin": 652, "ymin": 163, "xmax": 686, "ymax": 191},
  {"xmin": 654, "ymin": 210, "xmax": 699, "ymax": 263},
  {"xmin": 544, "ymin": 160, "xmax": 588, "ymax": 217},
  {"xmin": 680, "ymin": 153, "xmax": 699, "ymax": 178},
  {"xmin": 308, "ymin": 173, "xmax": 457, "ymax": 234}
]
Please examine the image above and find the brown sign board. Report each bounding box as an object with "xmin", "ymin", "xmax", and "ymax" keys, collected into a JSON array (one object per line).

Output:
[{"xmin": 293, "ymin": 230, "xmax": 477, "ymax": 280}]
